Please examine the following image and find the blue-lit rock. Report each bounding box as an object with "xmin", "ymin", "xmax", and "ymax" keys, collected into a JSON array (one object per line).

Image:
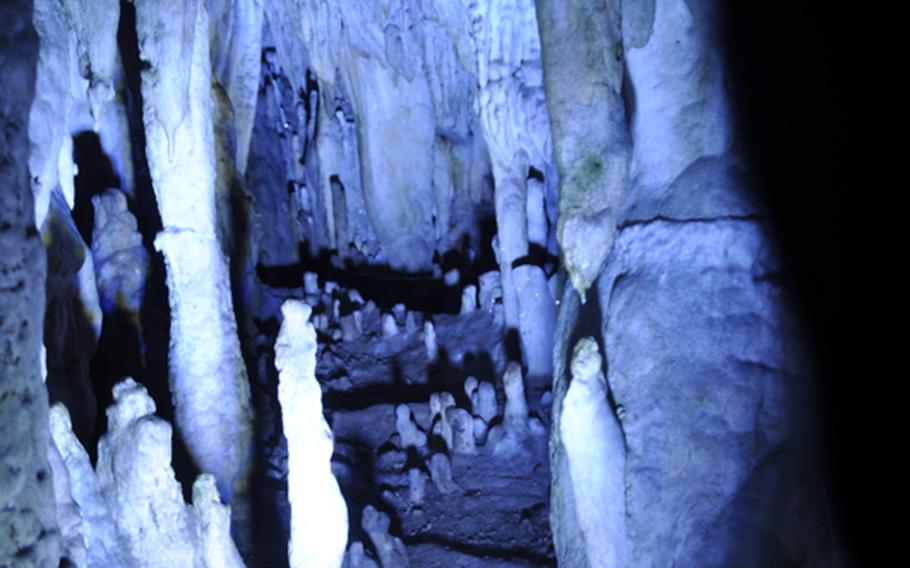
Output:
[
  {"xmin": 133, "ymin": 0, "xmax": 253, "ymax": 502},
  {"xmin": 275, "ymin": 300, "xmax": 348, "ymax": 567},
  {"xmin": 49, "ymin": 403, "xmax": 128, "ymax": 567},
  {"xmin": 0, "ymin": 3, "xmax": 61, "ymax": 562}
]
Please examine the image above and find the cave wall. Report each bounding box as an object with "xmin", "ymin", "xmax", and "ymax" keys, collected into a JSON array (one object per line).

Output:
[
  {"xmin": 0, "ymin": 1, "xmax": 61, "ymax": 564},
  {"xmin": 0, "ymin": 0, "xmax": 845, "ymax": 566}
]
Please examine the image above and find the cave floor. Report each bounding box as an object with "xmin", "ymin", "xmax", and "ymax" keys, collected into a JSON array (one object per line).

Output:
[{"xmin": 247, "ymin": 282, "xmax": 556, "ymax": 566}]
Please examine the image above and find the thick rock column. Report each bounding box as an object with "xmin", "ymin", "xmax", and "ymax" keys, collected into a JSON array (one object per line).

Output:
[
  {"xmin": 275, "ymin": 300, "xmax": 348, "ymax": 568},
  {"xmin": 467, "ymin": 0, "xmax": 556, "ymax": 377},
  {"xmin": 0, "ymin": 1, "xmax": 61, "ymax": 563},
  {"xmin": 534, "ymin": 0, "xmax": 630, "ymax": 297},
  {"xmin": 133, "ymin": 0, "xmax": 253, "ymax": 500}
]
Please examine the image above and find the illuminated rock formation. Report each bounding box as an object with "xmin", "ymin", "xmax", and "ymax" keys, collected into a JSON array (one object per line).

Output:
[
  {"xmin": 133, "ymin": 0, "xmax": 252, "ymax": 500},
  {"xmin": 275, "ymin": 300, "xmax": 348, "ymax": 567}
]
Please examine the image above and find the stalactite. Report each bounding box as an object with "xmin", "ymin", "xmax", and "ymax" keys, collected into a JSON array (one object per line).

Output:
[
  {"xmin": 465, "ymin": 0, "xmax": 556, "ymax": 378},
  {"xmin": 535, "ymin": 0, "xmax": 631, "ymax": 298},
  {"xmin": 133, "ymin": 0, "xmax": 253, "ymax": 502}
]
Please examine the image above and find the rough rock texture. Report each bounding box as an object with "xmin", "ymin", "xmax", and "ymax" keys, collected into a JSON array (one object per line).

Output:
[
  {"xmin": 28, "ymin": 0, "xmax": 120, "ymax": 226},
  {"xmin": 44, "ymin": 188, "xmax": 102, "ymax": 445},
  {"xmin": 597, "ymin": 219, "xmax": 837, "ymax": 567},
  {"xmin": 49, "ymin": 403, "xmax": 128, "ymax": 567},
  {"xmin": 47, "ymin": 425, "xmax": 87, "ymax": 567},
  {"xmin": 0, "ymin": 1, "xmax": 62, "ymax": 563},
  {"xmin": 193, "ymin": 474, "xmax": 246, "ymax": 568},
  {"xmin": 535, "ymin": 0, "xmax": 630, "ymax": 297},
  {"xmin": 275, "ymin": 300, "xmax": 348, "ymax": 567},
  {"xmin": 92, "ymin": 189, "xmax": 147, "ymax": 315},
  {"xmin": 96, "ymin": 379, "xmax": 199, "ymax": 567},
  {"xmin": 134, "ymin": 0, "xmax": 253, "ymax": 501},
  {"xmin": 96, "ymin": 378, "xmax": 247, "ymax": 568}
]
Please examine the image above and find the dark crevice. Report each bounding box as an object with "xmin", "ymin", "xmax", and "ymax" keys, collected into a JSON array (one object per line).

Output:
[{"xmin": 618, "ymin": 212, "xmax": 768, "ymax": 231}]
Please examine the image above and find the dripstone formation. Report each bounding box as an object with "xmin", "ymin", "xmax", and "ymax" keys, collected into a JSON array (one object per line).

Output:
[{"xmin": 0, "ymin": 1, "xmax": 844, "ymax": 567}]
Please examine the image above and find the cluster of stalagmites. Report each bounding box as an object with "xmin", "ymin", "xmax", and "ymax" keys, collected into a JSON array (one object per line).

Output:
[
  {"xmin": 47, "ymin": 380, "xmax": 244, "ymax": 568},
  {"xmin": 273, "ymin": 270, "xmax": 547, "ymax": 567}
]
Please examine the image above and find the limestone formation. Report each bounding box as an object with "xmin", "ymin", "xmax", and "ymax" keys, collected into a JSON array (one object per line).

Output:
[
  {"xmin": 446, "ymin": 407, "xmax": 477, "ymax": 454},
  {"xmin": 92, "ymin": 189, "xmax": 147, "ymax": 315},
  {"xmin": 423, "ymin": 320, "xmax": 438, "ymax": 361},
  {"xmin": 0, "ymin": 2, "xmax": 61, "ymax": 562},
  {"xmin": 276, "ymin": 300, "xmax": 348, "ymax": 568},
  {"xmin": 460, "ymin": 284, "xmax": 478, "ymax": 314},
  {"xmin": 429, "ymin": 392, "xmax": 456, "ymax": 450},
  {"xmin": 361, "ymin": 505, "xmax": 409, "ymax": 568},
  {"xmin": 47, "ymin": 429, "xmax": 87, "ymax": 567},
  {"xmin": 134, "ymin": 0, "xmax": 252, "ymax": 500},
  {"xmin": 561, "ymin": 338, "xmax": 628, "ymax": 567},
  {"xmin": 192, "ymin": 474, "xmax": 246, "ymax": 568},
  {"xmin": 95, "ymin": 379, "xmax": 198, "ymax": 567},
  {"xmin": 49, "ymin": 404, "xmax": 127, "ymax": 567},
  {"xmin": 535, "ymin": 0, "xmax": 631, "ymax": 297},
  {"xmin": 396, "ymin": 404, "xmax": 428, "ymax": 451}
]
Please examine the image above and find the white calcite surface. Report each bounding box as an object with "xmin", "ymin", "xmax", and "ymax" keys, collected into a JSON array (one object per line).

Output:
[
  {"xmin": 134, "ymin": 0, "xmax": 253, "ymax": 500},
  {"xmin": 192, "ymin": 474, "xmax": 246, "ymax": 568},
  {"xmin": 623, "ymin": 0, "xmax": 732, "ymax": 192},
  {"xmin": 91, "ymin": 379, "xmax": 246, "ymax": 567},
  {"xmin": 275, "ymin": 300, "xmax": 348, "ymax": 568},
  {"xmin": 560, "ymin": 338, "xmax": 628, "ymax": 567},
  {"xmin": 361, "ymin": 505, "xmax": 409, "ymax": 568},
  {"xmin": 49, "ymin": 404, "xmax": 128, "ymax": 568},
  {"xmin": 206, "ymin": 0, "xmax": 264, "ymax": 176},
  {"xmin": 95, "ymin": 379, "xmax": 196, "ymax": 567},
  {"xmin": 465, "ymin": 0, "xmax": 556, "ymax": 377},
  {"xmin": 47, "ymin": 429, "xmax": 87, "ymax": 567},
  {"xmin": 92, "ymin": 189, "xmax": 147, "ymax": 314}
]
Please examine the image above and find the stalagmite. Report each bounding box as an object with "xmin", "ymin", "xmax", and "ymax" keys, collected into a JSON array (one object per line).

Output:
[
  {"xmin": 92, "ymin": 189, "xmax": 147, "ymax": 315},
  {"xmin": 429, "ymin": 392, "xmax": 456, "ymax": 449},
  {"xmin": 446, "ymin": 407, "xmax": 477, "ymax": 454},
  {"xmin": 396, "ymin": 404, "xmax": 428, "ymax": 451},
  {"xmin": 49, "ymin": 404, "xmax": 127, "ymax": 567},
  {"xmin": 362, "ymin": 506, "xmax": 409, "ymax": 568},
  {"xmin": 423, "ymin": 320, "xmax": 438, "ymax": 361},
  {"xmin": 428, "ymin": 453, "xmax": 457, "ymax": 495},
  {"xmin": 466, "ymin": 0, "xmax": 556, "ymax": 378},
  {"xmin": 503, "ymin": 362, "xmax": 529, "ymax": 435},
  {"xmin": 0, "ymin": 1, "xmax": 61, "ymax": 562},
  {"xmin": 47, "ymin": 430, "xmax": 87, "ymax": 567},
  {"xmin": 275, "ymin": 300, "xmax": 348, "ymax": 568},
  {"xmin": 460, "ymin": 284, "xmax": 478, "ymax": 314},
  {"xmin": 561, "ymin": 339, "xmax": 628, "ymax": 567},
  {"xmin": 134, "ymin": 0, "xmax": 252, "ymax": 500},
  {"xmin": 346, "ymin": 541, "xmax": 380, "ymax": 568},
  {"xmin": 382, "ymin": 313, "xmax": 399, "ymax": 338},
  {"xmin": 95, "ymin": 379, "xmax": 199, "ymax": 567},
  {"xmin": 192, "ymin": 474, "xmax": 245, "ymax": 568}
]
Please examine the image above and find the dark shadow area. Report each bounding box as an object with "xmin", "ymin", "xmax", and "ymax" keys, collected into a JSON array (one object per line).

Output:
[
  {"xmin": 721, "ymin": 3, "xmax": 853, "ymax": 561},
  {"xmin": 72, "ymin": 131, "xmax": 120, "ymax": 246},
  {"xmin": 256, "ymin": 244, "xmax": 464, "ymax": 314}
]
